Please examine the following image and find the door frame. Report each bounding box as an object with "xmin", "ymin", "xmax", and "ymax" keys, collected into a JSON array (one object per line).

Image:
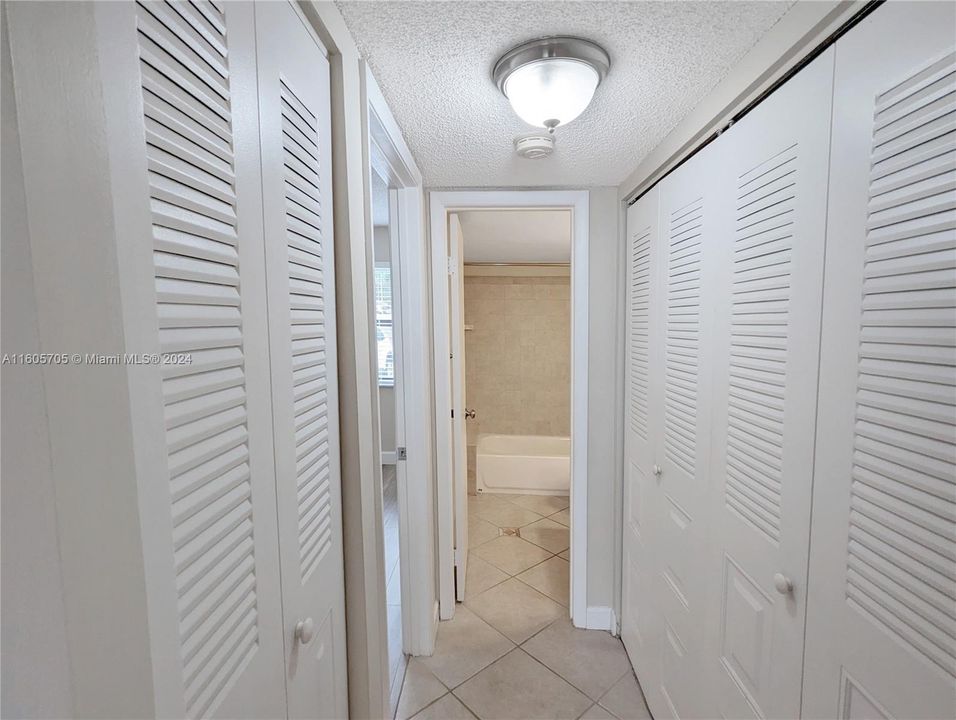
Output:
[
  {"xmin": 429, "ymin": 190, "xmax": 590, "ymax": 627},
  {"xmin": 361, "ymin": 64, "xmax": 436, "ymax": 661}
]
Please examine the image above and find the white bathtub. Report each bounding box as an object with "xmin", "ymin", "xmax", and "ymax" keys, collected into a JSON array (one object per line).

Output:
[{"xmin": 476, "ymin": 434, "xmax": 570, "ymax": 496}]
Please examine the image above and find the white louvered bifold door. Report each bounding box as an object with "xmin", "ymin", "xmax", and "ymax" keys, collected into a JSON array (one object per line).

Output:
[
  {"xmin": 803, "ymin": 3, "xmax": 956, "ymax": 718},
  {"xmin": 89, "ymin": 2, "xmax": 289, "ymax": 717},
  {"xmin": 702, "ymin": 49, "xmax": 834, "ymax": 720},
  {"xmin": 622, "ymin": 187, "xmax": 665, "ymax": 708},
  {"xmin": 255, "ymin": 3, "xmax": 347, "ymax": 719},
  {"xmin": 649, "ymin": 144, "xmax": 723, "ymax": 720}
]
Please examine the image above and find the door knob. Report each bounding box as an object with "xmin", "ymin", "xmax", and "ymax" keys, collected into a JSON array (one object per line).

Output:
[
  {"xmin": 652, "ymin": 464, "xmax": 662, "ymax": 476},
  {"xmin": 773, "ymin": 573, "xmax": 794, "ymax": 595},
  {"xmin": 295, "ymin": 617, "xmax": 315, "ymax": 644}
]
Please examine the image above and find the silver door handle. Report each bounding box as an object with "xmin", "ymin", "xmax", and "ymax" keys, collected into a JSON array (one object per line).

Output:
[{"xmin": 464, "ymin": 408, "xmax": 476, "ymax": 420}]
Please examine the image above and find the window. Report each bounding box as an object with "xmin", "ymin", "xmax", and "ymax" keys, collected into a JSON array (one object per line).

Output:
[{"xmin": 374, "ymin": 264, "xmax": 394, "ymax": 386}]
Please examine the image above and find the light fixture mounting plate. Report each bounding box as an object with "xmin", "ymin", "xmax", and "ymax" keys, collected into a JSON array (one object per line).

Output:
[{"xmin": 493, "ymin": 36, "xmax": 610, "ymax": 95}]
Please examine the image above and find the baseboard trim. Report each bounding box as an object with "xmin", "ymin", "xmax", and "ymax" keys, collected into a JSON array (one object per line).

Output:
[
  {"xmin": 586, "ymin": 606, "xmax": 617, "ymax": 634},
  {"xmin": 381, "ymin": 451, "xmax": 397, "ymax": 465}
]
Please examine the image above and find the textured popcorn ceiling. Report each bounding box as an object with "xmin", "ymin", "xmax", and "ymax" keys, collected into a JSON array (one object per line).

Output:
[{"xmin": 336, "ymin": 1, "xmax": 795, "ymax": 187}]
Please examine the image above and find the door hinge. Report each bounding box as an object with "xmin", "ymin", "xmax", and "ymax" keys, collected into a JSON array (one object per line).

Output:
[
  {"xmin": 397, "ymin": 446, "xmax": 407, "ymax": 461},
  {"xmin": 451, "ymin": 408, "xmax": 454, "ymax": 419},
  {"xmin": 447, "ymin": 257, "xmax": 454, "ymax": 275}
]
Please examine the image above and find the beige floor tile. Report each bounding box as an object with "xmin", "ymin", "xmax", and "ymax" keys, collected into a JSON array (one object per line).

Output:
[
  {"xmin": 466, "ymin": 553, "xmax": 509, "ymax": 599},
  {"xmin": 410, "ymin": 693, "xmax": 476, "ymax": 720},
  {"xmin": 510, "ymin": 494, "xmax": 570, "ymax": 516},
  {"xmin": 396, "ymin": 659, "xmax": 447, "ymax": 720},
  {"xmin": 468, "ymin": 493, "xmax": 510, "ymax": 515},
  {"xmin": 454, "ymin": 649, "xmax": 592, "ymax": 720},
  {"xmin": 521, "ymin": 517, "xmax": 570, "ymax": 553},
  {"xmin": 523, "ymin": 619, "xmax": 631, "ymax": 701},
  {"xmin": 468, "ymin": 517, "xmax": 500, "ymax": 548},
  {"xmin": 419, "ymin": 606, "xmax": 514, "ymax": 689},
  {"xmin": 517, "ymin": 556, "xmax": 570, "ymax": 606},
  {"xmin": 550, "ymin": 508, "xmax": 571, "ymax": 527},
  {"xmin": 472, "ymin": 535, "xmax": 552, "ymax": 576},
  {"xmin": 475, "ymin": 501, "xmax": 544, "ymax": 529},
  {"xmin": 598, "ymin": 672, "xmax": 652, "ymax": 720},
  {"xmin": 465, "ymin": 577, "xmax": 565, "ymax": 644},
  {"xmin": 580, "ymin": 704, "xmax": 617, "ymax": 719},
  {"xmin": 559, "ymin": 548, "xmax": 570, "ymax": 560}
]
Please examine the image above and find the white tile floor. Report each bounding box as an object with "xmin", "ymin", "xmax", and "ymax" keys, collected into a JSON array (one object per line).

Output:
[{"xmin": 394, "ymin": 493, "xmax": 653, "ymax": 720}]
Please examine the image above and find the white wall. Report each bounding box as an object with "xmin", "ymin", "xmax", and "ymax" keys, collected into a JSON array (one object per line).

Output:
[
  {"xmin": 0, "ymin": 12, "xmax": 74, "ymax": 715},
  {"xmin": 585, "ymin": 187, "xmax": 624, "ymax": 616}
]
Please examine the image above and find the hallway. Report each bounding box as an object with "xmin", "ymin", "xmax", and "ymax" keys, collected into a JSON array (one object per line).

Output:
[{"xmin": 395, "ymin": 493, "xmax": 652, "ymax": 720}]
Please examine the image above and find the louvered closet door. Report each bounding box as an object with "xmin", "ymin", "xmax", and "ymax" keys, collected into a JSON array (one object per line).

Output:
[
  {"xmin": 255, "ymin": 3, "xmax": 347, "ymax": 719},
  {"xmin": 652, "ymin": 146, "xmax": 722, "ymax": 720},
  {"xmin": 803, "ymin": 3, "xmax": 956, "ymax": 718},
  {"xmin": 93, "ymin": 2, "xmax": 288, "ymax": 717},
  {"xmin": 702, "ymin": 48, "xmax": 834, "ymax": 720},
  {"xmin": 622, "ymin": 187, "xmax": 663, "ymax": 703}
]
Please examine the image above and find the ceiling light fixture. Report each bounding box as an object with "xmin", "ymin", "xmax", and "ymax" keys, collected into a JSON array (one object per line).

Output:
[{"xmin": 493, "ymin": 36, "xmax": 610, "ymax": 132}]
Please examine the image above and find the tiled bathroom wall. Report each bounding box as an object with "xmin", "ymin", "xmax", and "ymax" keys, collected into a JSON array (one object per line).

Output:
[{"xmin": 463, "ymin": 270, "xmax": 571, "ymax": 491}]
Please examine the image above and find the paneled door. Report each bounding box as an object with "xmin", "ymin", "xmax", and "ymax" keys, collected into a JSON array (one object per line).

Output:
[
  {"xmin": 449, "ymin": 213, "xmax": 469, "ymax": 601},
  {"xmin": 255, "ymin": 3, "xmax": 348, "ymax": 718},
  {"xmin": 803, "ymin": 3, "xmax": 956, "ymax": 718},
  {"xmin": 703, "ymin": 48, "xmax": 834, "ymax": 720},
  {"xmin": 622, "ymin": 186, "xmax": 664, "ymax": 709},
  {"xmin": 651, "ymin": 145, "xmax": 722, "ymax": 719}
]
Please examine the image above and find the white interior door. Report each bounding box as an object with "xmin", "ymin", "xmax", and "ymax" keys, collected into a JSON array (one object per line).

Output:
[
  {"xmin": 78, "ymin": 2, "xmax": 291, "ymax": 716},
  {"xmin": 621, "ymin": 186, "xmax": 664, "ymax": 706},
  {"xmin": 449, "ymin": 213, "xmax": 469, "ymax": 601},
  {"xmin": 803, "ymin": 3, "xmax": 956, "ymax": 718},
  {"xmin": 651, "ymin": 146, "xmax": 721, "ymax": 720},
  {"xmin": 703, "ymin": 48, "xmax": 835, "ymax": 720},
  {"xmin": 255, "ymin": 3, "xmax": 348, "ymax": 718}
]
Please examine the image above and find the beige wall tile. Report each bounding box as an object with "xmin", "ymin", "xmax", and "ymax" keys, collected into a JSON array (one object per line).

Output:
[{"xmin": 464, "ymin": 275, "xmax": 570, "ymax": 441}]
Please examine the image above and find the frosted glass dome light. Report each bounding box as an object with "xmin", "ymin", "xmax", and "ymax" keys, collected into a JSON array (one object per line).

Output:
[{"xmin": 494, "ymin": 37, "xmax": 610, "ymax": 132}]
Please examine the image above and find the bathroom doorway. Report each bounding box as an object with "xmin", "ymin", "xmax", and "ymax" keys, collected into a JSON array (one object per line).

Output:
[{"xmin": 430, "ymin": 190, "xmax": 590, "ymax": 627}]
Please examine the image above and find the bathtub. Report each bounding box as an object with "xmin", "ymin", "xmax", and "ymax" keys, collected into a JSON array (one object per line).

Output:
[{"xmin": 476, "ymin": 434, "xmax": 570, "ymax": 496}]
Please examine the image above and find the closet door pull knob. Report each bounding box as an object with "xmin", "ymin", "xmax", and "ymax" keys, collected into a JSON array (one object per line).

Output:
[
  {"xmin": 652, "ymin": 464, "xmax": 662, "ymax": 477},
  {"xmin": 295, "ymin": 617, "xmax": 315, "ymax": 644},
  {"xmin": 773, "ymin": 573, "xmax": 794, "ymax": 595}
]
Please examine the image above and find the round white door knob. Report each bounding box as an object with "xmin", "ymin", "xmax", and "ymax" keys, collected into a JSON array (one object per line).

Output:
[
  {"xmin": 653, "ymin": 464, "xmax": 662, "ymax": 476},
  {"xmin": 295, "ymin": 617, "xmax": 315, "ymax": 644},
  {"xmin": 773, "ymin": 573, "xmax": 794, "ymax": 595}
]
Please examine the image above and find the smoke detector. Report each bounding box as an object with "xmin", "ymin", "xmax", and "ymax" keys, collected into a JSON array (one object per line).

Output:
[{"xmin": 514, "ymin": 133, "xmax": 554, "ymax": 160}]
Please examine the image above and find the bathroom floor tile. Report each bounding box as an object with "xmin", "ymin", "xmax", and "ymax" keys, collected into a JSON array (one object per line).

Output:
[
  {"xmin": 580, "ymin": 704, "xmax": 617, "ymax": 719},
  {"xmin": 558, "ymin": 548, "xmax": 570, "ymax": 560},
  {"xmin": 510, "ymin": 494, "xmax": 570, "ymax": 516},
  {"xmin": 419, "ymin": 606, "xmax": 514, "ymax": 689},
  {"xmin": 523, "ymin": 618, "xmax": 631, "ymax": 700},
  {"xmin": 465, "ymin": 553, "xmax": 509, "ymax": 599},
  {"xmin": 550, "ymin": 508, "xmax": 571, "ymax": 527},
  {"xmin": 475, "ymin": 501, "xmax": 543, "ymax": 529},
  {"xmin": 396, "ymin": 659, "xmax": 447, "ymax": 720},
  {"xmin": 468, "ymin": 517, "xmax": 500, "ymax": 548},
  {"xmin": 465, "ymin": 577, "xmax": 565, "ymax": 644},
  {"xmin": 517, "ymin": 556, "xmax": 569, "ymax": 606},
  {"xmin": 453, "ymin": 648, "xmax": 591, "ymax": 720},
  {"xmin": 598, "ymin": 671, "xmax": 653, "ymax": 720},
  {"xmin": 410, "ymin": 693, "xmax": 476, "ymax": 720},
  {"xmin": 471, "ymin": 535, "xmax": 552, "ymax": 576},
  {"xmin": 520, "ymin": 517, "xmax": 570, "ymax": 553}
]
